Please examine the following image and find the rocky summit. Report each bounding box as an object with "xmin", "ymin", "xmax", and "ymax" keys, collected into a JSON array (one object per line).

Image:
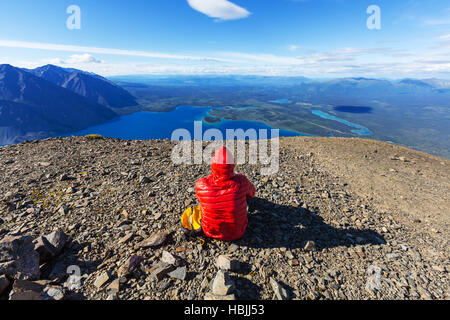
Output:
[{"xmin": 0, "ymin": 136, "xmax": 448, "ymax": 300}]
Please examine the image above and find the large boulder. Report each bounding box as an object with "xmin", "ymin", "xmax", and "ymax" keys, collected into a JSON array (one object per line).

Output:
[
  {"xmin": 33, "ymin": 230, "xmax": 68, "ymax": 264},
  {"xmin": 0, "ymin": 235, "xmax": 34, "ymax": 262},
  {"xmin": 0, "ymin": 235, "xmax": 40, "ymax": 280},
  {"xmin": 8, "ymin": 280, "xmax": 64, "ymax": 300},
  {"xmin": 8, "ymin": 280, "xmax": 45, "ymax": 300}
]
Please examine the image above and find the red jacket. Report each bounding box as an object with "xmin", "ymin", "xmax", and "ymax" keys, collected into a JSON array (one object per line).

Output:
[{"xmin": 195, "ymin": 147, "xmax": 256, "ymax": 241}]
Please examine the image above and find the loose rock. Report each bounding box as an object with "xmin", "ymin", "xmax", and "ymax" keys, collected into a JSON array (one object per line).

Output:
[
  {"xmin": 94, "ymin": 272, "xmax": 110, "ymax": 289},
  {"xmin": 270, "ymin": 278, "xmax": 289, "ymax": 300},
  {"xmin": 139, "ymin": 231, "xmax": 171, "ymax": 248},
  {"xmin": 212, "ymin": 270, "xmax": 233, "ymax": 296},
  {"xmin": 0, "ymin": 235, "xmax": 40, "ymax": 280},
  {"xmin": 167, "ymin": 266, "xmax": 187, "ymax": 281}
]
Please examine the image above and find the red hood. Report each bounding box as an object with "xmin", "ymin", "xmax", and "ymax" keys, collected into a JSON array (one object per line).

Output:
[{"xmin": 211, "ymin": 146, "xmax": 235, "ymax": 182}]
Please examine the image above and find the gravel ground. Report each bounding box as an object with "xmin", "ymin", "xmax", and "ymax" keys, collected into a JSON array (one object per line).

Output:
[{"xmin": 0, "ymin": 136, "xmax": 448, "ymax": 300}]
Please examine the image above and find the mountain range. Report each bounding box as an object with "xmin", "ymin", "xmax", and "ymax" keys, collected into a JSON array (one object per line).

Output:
[
  {"xmin": 24, "ymin": 65, "xmax": 138, "ymax": 109},
  {"xmin": 0, "ymin": 64, "xmax": 138, "ymax": 145}
]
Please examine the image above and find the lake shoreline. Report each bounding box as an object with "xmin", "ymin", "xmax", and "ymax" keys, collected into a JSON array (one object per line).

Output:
[{"xmin": 64, "ymin": 105, "xmax": 311, "ymax": 141}]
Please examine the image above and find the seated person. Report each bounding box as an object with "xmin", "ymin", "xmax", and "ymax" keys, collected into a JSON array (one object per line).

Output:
[{"xmin": 195, "ymin": 146, "xmax": 256, "ymax": 241}]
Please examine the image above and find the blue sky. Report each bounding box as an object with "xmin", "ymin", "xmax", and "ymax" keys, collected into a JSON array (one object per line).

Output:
[{"xmin": 1, "ymin": 0, "xmax": 450, "ymax": 78}]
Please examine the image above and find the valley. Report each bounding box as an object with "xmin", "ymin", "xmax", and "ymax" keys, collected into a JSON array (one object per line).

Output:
[
  {"xmin": 1, "ymin": 66, "xmax": 449, "ymax": 159},
  {"xmin": 114, "ymin": 76, "xmax": 450, "ymax": 158}
]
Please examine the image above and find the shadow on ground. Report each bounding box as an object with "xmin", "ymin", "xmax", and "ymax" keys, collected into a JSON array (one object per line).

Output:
[
  {"xmin": 39, "ymin": 241, "xmax": 103, "ymax": 300},
  {"xmin": 235, "ymin": 197, "xmax": 385, "ymax": 250}
]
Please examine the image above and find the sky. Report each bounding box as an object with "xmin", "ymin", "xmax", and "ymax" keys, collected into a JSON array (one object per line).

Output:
[{"xmin": 0, "ymin": 0, "xmax": 450, "ymax": 78}]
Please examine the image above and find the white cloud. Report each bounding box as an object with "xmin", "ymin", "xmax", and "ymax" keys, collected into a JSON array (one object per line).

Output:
[
  {"xmin": 438, "ymin": 34, "xmax": 450, "ymax": 40},
  {"xmin": 37, "ymin": 54, "xmax": 103, "ymax": 66},
  {"xmin": 288, "ymin": 45, "xmax": 299, "ymax": 52},
  {"xmin": 67, "ymin": 54, "xmax": 102, "ymax": 64},
  {"xmin": 0, "ymin": 39, "xmax": 235, "ymax": 63},
  {"xmin": 187, "ymin": 0, "xmax": 251, "ymax": 21},
  {"xmin": 7, "ymin": 53, "xmax": 450, "ymax": 79},
  {"xmin": 2, "ymin": 40, "xmax": 450, "ymax": 79},
  {"xmin": 41, "ymin": 58, "xmax": 66, "ymax": 65}
]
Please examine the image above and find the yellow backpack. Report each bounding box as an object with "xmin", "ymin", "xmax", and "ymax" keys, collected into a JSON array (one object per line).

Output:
[{"xmin": 181, "ymin": 206, "xmax": 203, "ymax": 235}]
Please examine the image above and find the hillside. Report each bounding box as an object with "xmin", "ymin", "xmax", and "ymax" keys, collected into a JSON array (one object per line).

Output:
[
  {"xmin": 0, "ymin": 64, "xmax": 117, "ymax": 145},
  {"xmin": 0, "ymin": 136, "xmax": 448, "ymax": 300},
  {"xmin": 25, "ymin": 65, "xmax": 138, "ymax": 109}
]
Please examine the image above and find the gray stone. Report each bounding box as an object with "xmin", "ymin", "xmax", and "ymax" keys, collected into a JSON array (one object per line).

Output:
[
  {"xmin": 118, "ymin": 232, "xmax": 134, "ymax": 244},
  {"xmin": 0, "ymin": 235, "xmax": 34, "ymax": 262},
  {"xmin": 149, "ymin": 262, "xmax": 175, "ymax": 281},
  {"xmin": 0, "ymin": 235, "xmax": 40, "ymax": 280},
  {"xmin": 216, "ymin": 255, "xmax": 231, "ymax": 270},
  {"xmin": 285, "ymin": 251, "xmax": 295, "ymax": 260},
  {"xmin": 8, "ymin": 280, "xmax": 45, "ymax": 300},
  {"xmin": 43, "ymin": 286, "xmax": 64, "ymax": 300},
  {"xmin": 212, "ymin": 270, "xmax": 233, "ymax": 296},
  {"xmin": 139, "ymin": 230, "xmax": 171, "ymax": 248},
  {"xmin": 431, "ymin": 265, "xmax": 445, "ymax": 272},
  {"xmin": 33, "ymin": 229, "xmax": 68, "ymax": 263},
  {"xmin": 270, "ymin": 278, "xmax": 289, "ymax": 300},
  {"xmin": 58, "ymin": 205, "xmax": 68, "ymax": 215},
  {"xmin": 216, "ymin": 255, "xmax": 240, "ymax": 271},
  {"xmin": 304, "ymin": 241, "xmax": 316, "ymax": 252},
  {"xmin": 66, "ymin": 187, "xmax": 75, "ymax": 194},
  {"xmin": 118, "ymin": 255, "xmax": 143, "ymax": 278},
  {"xmin": 187, "ymin": 289, "xmax": 196, "ymax": 300},
  {"xmin": 139, "ymin": 176, "xmax": 151, "ymax": 184},
  {"xmin": 156, "ymin": 279, "xmax": 172, "ymax": 292},
  {"xmin": 106, "ymin": 279, "xmax": 120, "ymax": 295},
  {"xmin": 153, "ymin": 211, "xmax": 163, "ymax": 220},
  {"xmin": 33, "ymin": 237, "xmax": 53, "ymax": 264},
  {"xmin": 386, "ymin": 253, "xmax": 401, "ymax": 260},
  {"xmin": 45, "ymin": 230, "xmax": 68, "ymax": 254},
  {"xmin": 167, "ymin": 266, "xmax": 187, "ymax": 281},
  {"xmin": 93, "ymin": 272, "xmax": 110, "ymax": 288},
  {"xmin": 161, "ymin": 250, "xmax": 182, "ymax": 266},
  {"xmin": 201, "ymin": 277, "xmax": 210, "ymax": 290}
]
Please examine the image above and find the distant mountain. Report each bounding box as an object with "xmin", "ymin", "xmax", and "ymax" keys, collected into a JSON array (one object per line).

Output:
[
  {"xmin": 421, "ymin": 78, "xmax": 450, "ymax": 88},
  {"xmin": 421, "ymin": 78, "xmax": 450, "ymax": 90},
  {"xmin": 290, "ymin": 76, "xmax": 450, "ymax": 106},
  {"xmin": 0, "ymin": 64, "xmax": 117, "ymax": 145},
  {"xmin": 396, "ymin": 79, "xmax": 435, "ymax": 92},
  {"xmin": 110, "ymin": 74, "xmax": 311, "ymax": 87},
  {"xmin": 25, "ymin": 65, "xmax": 138, "ymax": 109}
]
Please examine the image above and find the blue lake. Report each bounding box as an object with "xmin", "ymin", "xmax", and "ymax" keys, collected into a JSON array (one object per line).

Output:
[
  {"xmin": 334, "ymin": 106, "xmax": 373, "ymax": 114},
  {"xmin": 68, "ymin": 106, "xmax": 309, "ymax": 140},
  {"xmin": 311, "ymin": 110, "xmax": 372, "ymax": 135}
]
